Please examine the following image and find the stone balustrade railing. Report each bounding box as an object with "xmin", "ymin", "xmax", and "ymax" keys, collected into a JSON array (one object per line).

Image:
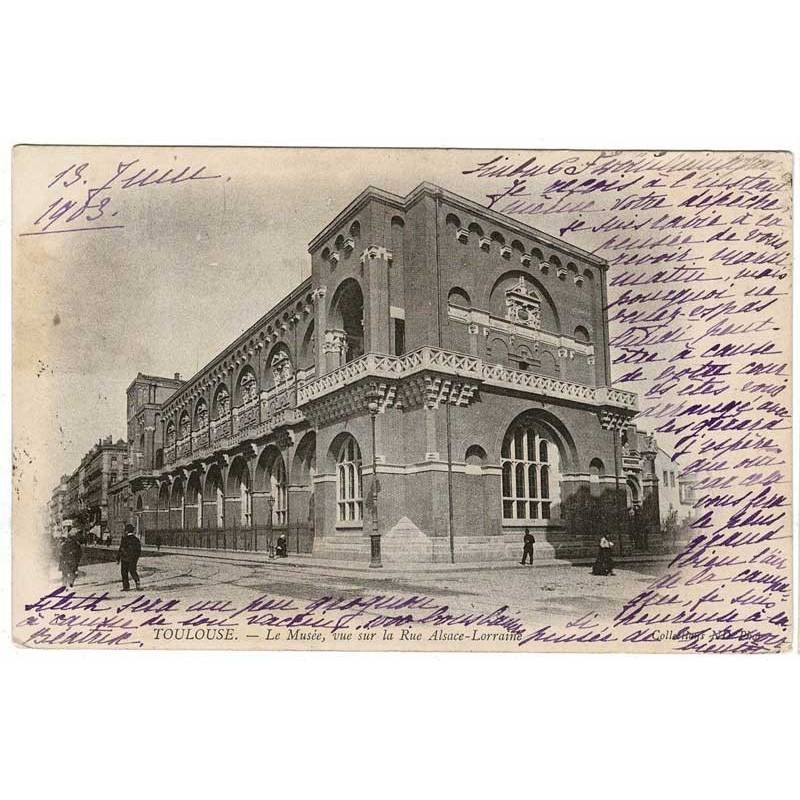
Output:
[
  {"xmin": 161, "ymin": 407, "xmax": 306, "ymax": 469},
  {"xmin": 192, "ymin": 426, "xmax": 210, "ymax": 451},
  {"xmin": 297, "ymin": 346, "xmax": 638, "ymax": 411}
]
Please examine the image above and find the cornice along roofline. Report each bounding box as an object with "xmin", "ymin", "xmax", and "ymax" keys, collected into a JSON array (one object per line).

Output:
[
  {"xmin": 308, "ymin": 181, "xmax": 608, "ymax": 269},
  {"xmin": 126, "ymin": 373, "xmax": 185, "ymax": 394}
]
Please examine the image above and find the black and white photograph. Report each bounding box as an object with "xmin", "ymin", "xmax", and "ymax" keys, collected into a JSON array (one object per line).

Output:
[
  {"xmin": 12, "ymin": 146, "xmax": 792, "ymax": 653},
  {"xmin": 3, "ymin": 7, "xmax": 800, "ymax": 800}
]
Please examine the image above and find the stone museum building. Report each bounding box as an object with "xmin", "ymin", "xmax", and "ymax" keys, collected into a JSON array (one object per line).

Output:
[{"xmin": 104, "ymin": 182, "xmax": 666, "ymax": 562}]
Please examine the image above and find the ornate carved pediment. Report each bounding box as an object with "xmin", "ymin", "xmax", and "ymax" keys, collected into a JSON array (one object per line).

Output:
[{"xmin": 505, "ymin": 277, "xmax": 541, "ymax": 330}]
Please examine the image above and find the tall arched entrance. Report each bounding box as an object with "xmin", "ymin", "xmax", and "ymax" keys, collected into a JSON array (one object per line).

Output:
[
  {"xmin": 204, "ymin": 465, "xmax": 225, "ymax": 529},
  {"xmin": 329, "ymin": 279, "xmax": 364, "ymax": 365},
  {"xmin": 226, "ymin": 456, "xmax": 252, "ymax": 528}
]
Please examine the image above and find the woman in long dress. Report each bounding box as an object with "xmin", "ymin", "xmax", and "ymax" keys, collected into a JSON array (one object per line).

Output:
[{"xmin": 591, "ymin": 536, "xmax": 615, "ymax": 576}]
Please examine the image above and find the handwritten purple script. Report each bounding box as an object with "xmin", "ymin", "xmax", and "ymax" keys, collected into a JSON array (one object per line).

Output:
[
  {"xmin": 461, "ymin": 150, "xmax": 793, "ymax": 652},
  {"xmin": 19, "ymin": 158, "xmax": 224, "ymax": 237},
  {"xmin": 13, "ymin": 150, "xmax": 792, "ymax": 653}
]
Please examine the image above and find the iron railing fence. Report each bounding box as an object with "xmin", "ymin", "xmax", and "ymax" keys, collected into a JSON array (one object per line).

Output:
[{"xmin": 142, "ymin": 522, "xmax": 314, "ymax": 555}]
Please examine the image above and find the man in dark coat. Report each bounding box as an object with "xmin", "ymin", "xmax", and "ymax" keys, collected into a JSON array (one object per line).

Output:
[
  {"xmin": 59, "ymin": 532, "xmax": 82, "ymax": 587},
  {"xmin": 520, "ymin": 527, "xmax": 535, "ymax": 566},
  {"xmin": 275, "ymin": 534, "xmax": 288, "ymax": 558},
  {"xmin": 117, "ymin": 523, "xmax": 142, "ymax": 591}
]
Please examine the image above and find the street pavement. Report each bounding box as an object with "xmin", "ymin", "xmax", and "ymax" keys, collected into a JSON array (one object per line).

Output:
[{"xmin": 56, "ymin": 549, "xmax": 665, "ymax": 628}]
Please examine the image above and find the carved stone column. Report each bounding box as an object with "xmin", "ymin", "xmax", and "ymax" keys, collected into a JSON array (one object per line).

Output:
[
  {"xmin": 323, "ymin": 328, "xmax": 347, "ymax": 371},
  {"xmin": 313, "ymin": 286, "xmax": 327, "ymax": 376}
]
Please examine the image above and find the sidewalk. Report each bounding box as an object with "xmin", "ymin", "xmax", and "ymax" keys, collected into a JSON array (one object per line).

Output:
[{"xmin": 136, "ymin": 543, "xmax": 676, "ymax": 577}]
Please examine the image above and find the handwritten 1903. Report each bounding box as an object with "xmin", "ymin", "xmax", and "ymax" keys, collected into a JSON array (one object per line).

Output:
[{"xmin": 21, "ymin": 159, "xmax": 224, "ymax": 237}]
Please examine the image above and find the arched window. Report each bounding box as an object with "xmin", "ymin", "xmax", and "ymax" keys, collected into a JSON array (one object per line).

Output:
[
  {"xmin": 270, "ymin": 455, "xmax": 288, "ymax": 525},
  {"xmin": 501, "ymin": 420, "xmax": 559, "ymax": 521},
  {"xmin": 574, "ymin": 325, "xmax": 591, "ymax": 343},
  {"xmin": 590, "ymin": 458, "xmax": 605, "ymax": 483},
  {"xmin": 336, "ymin": 437, "xmax": 363, "ymax": 522},
  {"xmin": 447, "ymin": 286, "xmax": 471, "ymax": 309},
  {"xmin": 465, "ymin": 444, "xmax": 487, "ymax": 475}
]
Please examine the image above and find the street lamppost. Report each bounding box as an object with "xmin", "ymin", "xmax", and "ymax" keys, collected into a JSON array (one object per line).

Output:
[
  {"xmin": 367, "ymin": 398, "xmax": 382, "ymax": 568},
  {"xmin": 613, "ymin": 425, "xmax": 624, "ymax": 559},
  {"xmin": 267, "ymin": 493, "xmax": 275, "ymax": 558}
]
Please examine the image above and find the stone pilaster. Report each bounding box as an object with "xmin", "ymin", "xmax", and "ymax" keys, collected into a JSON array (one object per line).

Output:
[{"xmin": 361, "ymin": 246, "xmax": 392, "ymax": 354}]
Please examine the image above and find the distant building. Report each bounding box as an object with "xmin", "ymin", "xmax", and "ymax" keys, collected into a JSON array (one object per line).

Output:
[
  {"xmin": 654, "ymin": 446, "xmax": 696, "ymax": 525},
  {"xmin": 48, "ymin": 435, "xmax": 128, "ymax": 540},
  {"xmin": 47, "ymin": 475, "xmax": 69, "ymax": 537},
  {"xmin": 107, "ymin": 373, "xmax": 185, "ymax": 539}
]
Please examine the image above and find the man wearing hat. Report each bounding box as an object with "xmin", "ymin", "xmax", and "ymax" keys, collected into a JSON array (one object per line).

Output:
[
  {"xmin": 59, "ymin": 528, "xmax": 82, "ymax": 587},
  {"xmin": 117, "ymin": 523, "xmax": 142, "ymax": 592}
]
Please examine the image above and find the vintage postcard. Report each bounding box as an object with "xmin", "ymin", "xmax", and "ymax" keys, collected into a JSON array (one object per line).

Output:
[{"xmin": 11, "ymin": 146, "xmax": 793, "ymax": 652}]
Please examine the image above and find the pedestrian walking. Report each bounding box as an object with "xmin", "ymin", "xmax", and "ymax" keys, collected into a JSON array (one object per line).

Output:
[
  {"xmin": 59, "ymin": 532, "xmax": 82, "ymax": 587},
  {"xmin": 117, "ymin": 523, "xmax": 142, "ymax": 592},
  {"xmin": 591, "ymin": 536, "xmax": 615, "ymax": 576},
  {"xmin": 275, "ymin": 533, "xmax": 288, "ymax": 558},
  {"xmin": 520, "ymin": 527, "xmax": 535, "ymax": 566}
]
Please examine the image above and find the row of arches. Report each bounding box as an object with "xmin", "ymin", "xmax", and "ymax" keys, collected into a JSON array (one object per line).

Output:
[
  {"xmin": 445, "ymin": 213, "xmax": 595, "ymax": 283},
  {"xmin": 153, "ymin": 447, "xmax": 291, "ymax": 528},
  {"xmin": 319, "ymin": 216, "xmax": 407, "ymax": 267},
  {"xmin": 163, "ymin": 339, "xmax": 316, "ymax": 446},
  {"xmin": 146, "ymin": 409, "xmax": 637, "ymax": 543},
  {"xmin": 146, "ymin": 432, "xmax": 317, "ymax": 531},
  {"xmin": 321, "ymin": 219, "xmax": 362, "ymax": 263}
]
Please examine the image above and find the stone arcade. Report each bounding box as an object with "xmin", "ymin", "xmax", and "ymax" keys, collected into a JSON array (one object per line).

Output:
[{"xmin": 114, "ymin": 182, "xmax": 662, "ymax": 563}]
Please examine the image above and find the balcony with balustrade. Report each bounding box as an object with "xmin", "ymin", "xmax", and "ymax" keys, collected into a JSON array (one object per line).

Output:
[
  {"xmin": 296, "ymin": 346, "xmax": 637, "ymax": 414},
  {"xmin": 160, "ymin": 389, "xmax": 308, "ymax": 471}
]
